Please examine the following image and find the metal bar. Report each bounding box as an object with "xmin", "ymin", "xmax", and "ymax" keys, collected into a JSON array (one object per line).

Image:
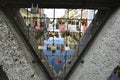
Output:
[{"xmin": 24, "ymin": 17, "xmax": 94, "ymax": 21}]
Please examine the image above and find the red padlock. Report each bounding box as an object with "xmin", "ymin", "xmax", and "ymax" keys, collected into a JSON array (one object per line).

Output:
[{"xmin": 58, "ymin": 59, "xmax": 62, "ymax": 64}]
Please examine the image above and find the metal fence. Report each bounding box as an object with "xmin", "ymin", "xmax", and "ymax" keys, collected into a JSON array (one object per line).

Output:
[{"xmin": 18, "ymin": 8, "xmax": 99, "ymax": 80}]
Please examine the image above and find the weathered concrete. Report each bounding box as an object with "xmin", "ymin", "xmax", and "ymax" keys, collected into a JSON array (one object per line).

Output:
[
  {"xmin": 0, "ymin": 9, "xmax": 48, "ymax": 80},
  {"xmin": 69, "ymin": 8, "xmax": 120, "ymax": 80}
]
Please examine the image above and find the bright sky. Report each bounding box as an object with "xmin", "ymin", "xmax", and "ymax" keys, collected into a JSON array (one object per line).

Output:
[{"xmin": 44, "ymin": 9, "xmax": 66, "ymax": 18}]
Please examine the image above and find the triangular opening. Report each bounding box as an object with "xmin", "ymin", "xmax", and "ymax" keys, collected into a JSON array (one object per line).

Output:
[{"xmin": 19, "ymin": 8, "xmax": 98, "ymax": 80}]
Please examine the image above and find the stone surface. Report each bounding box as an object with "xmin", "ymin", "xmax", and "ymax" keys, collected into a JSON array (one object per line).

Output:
[
  {"xmin": 69, "ymin": 8, "xmax": 120, "ymax": 80},
  {"xmin": 0, "ymin": 10, "xmax": 47, "ymax": 80}
]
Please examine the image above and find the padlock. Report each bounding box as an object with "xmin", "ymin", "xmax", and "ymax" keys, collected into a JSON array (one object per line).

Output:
[
  {"xmin": 58, "ymin": 59, "xmax": 62, "ymax": 64},
  {"xmin": 38, "ymin": 45, "xmax": 43, "ymax": 50}
]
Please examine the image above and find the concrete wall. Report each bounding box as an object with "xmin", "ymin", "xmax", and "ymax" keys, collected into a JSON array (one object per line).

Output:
[
  {"xmin": 69, "ymin": 8, "xmax": 120, "ymax": 80},
  {"xmin": 0, "ymin": 9, "xmax": 48, "ymax": 80}
]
